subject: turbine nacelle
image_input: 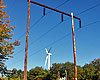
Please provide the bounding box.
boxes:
[45,48,52,55]
[48,53,52,55]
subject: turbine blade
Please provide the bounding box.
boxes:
[45,56,48,66]
[48,47,52,53]
[45,48,48,53]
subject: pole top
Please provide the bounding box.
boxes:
[71,12,73,16]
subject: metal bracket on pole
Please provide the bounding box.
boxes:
[79,20,81,28]
[61,13,63,22]
[43,8,45,16]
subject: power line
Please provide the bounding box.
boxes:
[29,22,62,46]
[13,21,62,56]
[13,0,71,57]
[29,0,80,20]
[55,0,70,8]
[13,0,71,56]
[12,16,45,57]
[27,2,100,46]
[29,16,44,30]
[82,20,100,28]
[7,1,100,68]
[9,1,100,65]
[17,16,44,40]
[8,22,64,64]
[46,0,70,15]
[17,0,71,40]
[13,21,62,57]
[29,33,70,57]
[25,20,100,57]
[13,2,100,58]
[76,3,100,15]
[28,0,71,40]
[8,20,100,67]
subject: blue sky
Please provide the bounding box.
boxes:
[3,0,100,70]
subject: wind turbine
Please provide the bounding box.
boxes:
[45,48,52,70]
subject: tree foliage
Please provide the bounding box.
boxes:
[28,67,48,80]
[1,58,100,80]
[0,0,20,73]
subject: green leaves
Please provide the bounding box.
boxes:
[27,67,48,80]
[0,0,20,74]
[1,58,100,80]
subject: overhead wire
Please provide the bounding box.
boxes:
[12,16,45,56]
[29,22,62,47]
[55,0,70,8]
[10,20,100,68]
[46,0,70,15]
[76,3,100,15]
[13,0,71,56]
[28,0,71,39]
[12,21,62,56]
[27,2,100,53]
[8,1,100,68]
[28,20,100,57]
[17,0,70,40]
[6,0,71,67]
[10,4,100,65]
[26,2,100,57]
[8,20,100,67]
[17,16,44,40]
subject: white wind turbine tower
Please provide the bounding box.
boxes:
[45,48,52,70]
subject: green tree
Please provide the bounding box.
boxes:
[83,64,96,80]
[17,69,24,80]
[0,0,20,73]
[91,58,100,70]
[4,58,100,80]
[50,63,63,80]
[28,67,48,80]
[77,65,84,80]
[63,62,74,79]
[90,58,100,79]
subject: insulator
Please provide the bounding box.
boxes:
[61,13,63,22]
[43,8,45,16]
[79,20,81,28]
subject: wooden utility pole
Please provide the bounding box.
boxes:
[24,0,30,80]
[71,12,77,80]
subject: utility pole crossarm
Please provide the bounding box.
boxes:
[28,0,80,20]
